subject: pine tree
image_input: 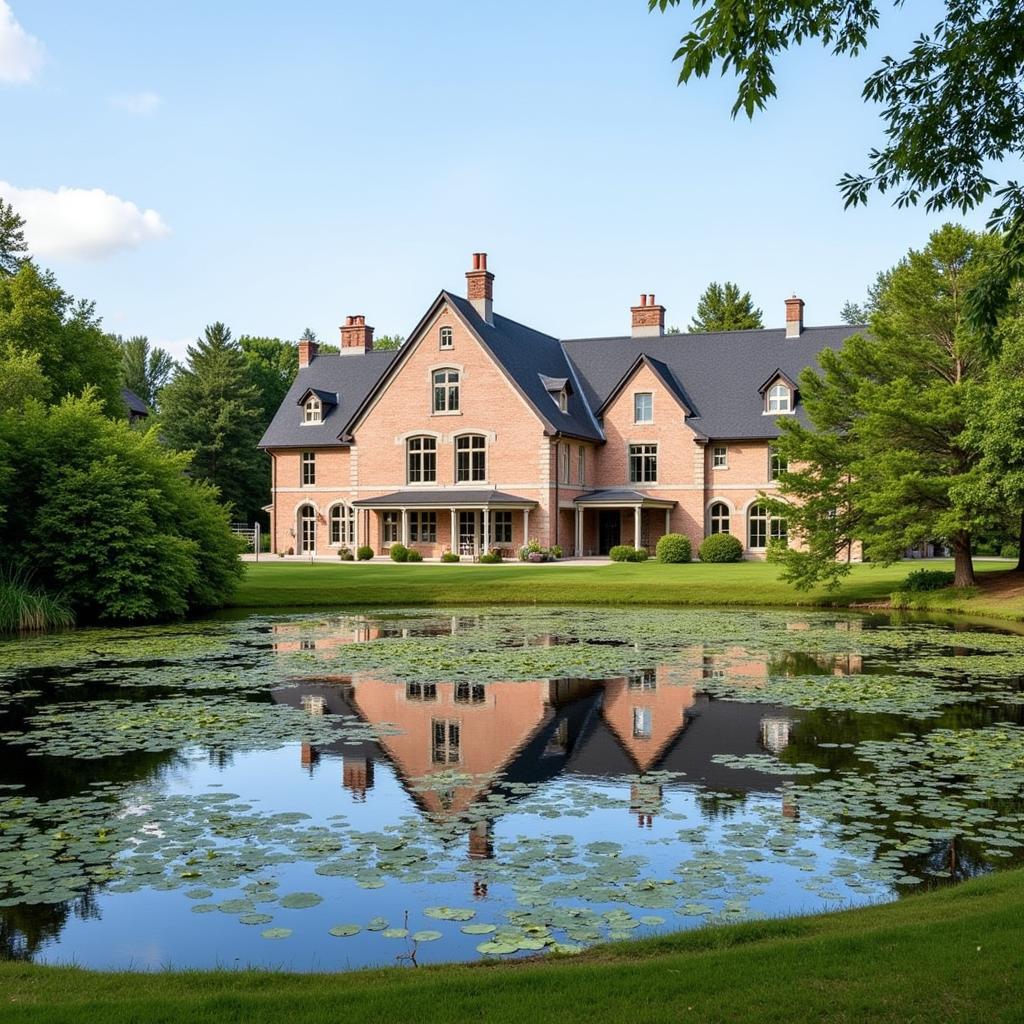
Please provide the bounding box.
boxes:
[239,336,298,422]
[115,335,177,409]
[0,196,28,276]
[688,282,763,332]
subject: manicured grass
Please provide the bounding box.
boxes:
[229,558,1024,621]
[4,867,1023,1023]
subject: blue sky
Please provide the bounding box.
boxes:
[1,0,988,357]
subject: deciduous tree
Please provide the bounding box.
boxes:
[114,335,177,410]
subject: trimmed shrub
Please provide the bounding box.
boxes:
[356,545,374,561]
[699,533,743,563]
[441,552,460,563]
[406,549,423,562]
[656,533,691,564]
[389,543,409,562]
[337,546,354,561]
[609,545,648,562]
[479,551,502,564]
[901,568,955,592]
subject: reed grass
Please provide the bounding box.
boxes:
[0,566,74,633]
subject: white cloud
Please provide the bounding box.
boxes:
[0,1,44,83]
[110,91,162,115]
[0,180,171,260]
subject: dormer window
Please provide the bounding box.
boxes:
[557,389,568,413]
[303,397,322,423]
[767,383,792,414]
[439,326,453,350]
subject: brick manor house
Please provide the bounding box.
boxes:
[260,254,862,559]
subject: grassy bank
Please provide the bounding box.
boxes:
[228,558,1024,620]
[4,866,1023,1023]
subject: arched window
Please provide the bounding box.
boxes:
[329,504,354,546]
[709,501,730,535]
[767,383,791,413]
[298,503,316,554]
[456,434,486,482]
[303,397,322,424]
[748,503,787,549]
[407,436,437,483]
[439,326,453,350]
[433,368,460,413]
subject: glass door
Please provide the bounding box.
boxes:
[458,511,478,557]
[298,504,316,554]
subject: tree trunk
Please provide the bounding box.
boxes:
[951,532,976,587]
[1017,510,1024,573]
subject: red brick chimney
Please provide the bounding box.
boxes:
[298,338,319,368]
[785,295,804,338]
[631,293,665,338]
[466,252,494,325]
[339,315,374,353]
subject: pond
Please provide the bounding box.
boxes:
[1,606,1023,970]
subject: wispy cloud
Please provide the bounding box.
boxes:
[0,1,43,83]
[110,91,162,115]
[0,180,171,261]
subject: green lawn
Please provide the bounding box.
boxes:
[229,558,1024,621]
[5,866,1023,1023]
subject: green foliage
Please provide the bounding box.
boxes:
[840,271,891,326]
[441,552,460,563]
[609,545,648,562]
[406,549,424,562]
[899,569,956,593]
[764,538,789,564]
[0,196,28,277]
[239,336,298,423]
[159,323,268,522]
[0,566,73,633]
[113,335,176,410]
[688,282,763,333]
[479,552,502,564]
[0,392,243,622]
[0,262,122,414]
[357,546,374,561]
[389,544,409,562]
[0,341,48,412]
[655,533,691,563]
[373,335,405,351]
[337,546,354,561]
[699,533,743,563]
[767,225,1002,590]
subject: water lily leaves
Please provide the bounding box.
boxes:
[382,928,409,939]
[239,913,274,925]
[461,923,497,935]
[411,930,442,942]
[279,891,322,909]
[261,928,292,939]
[328,924,361,937]
[366,916,389,931]
[639,915,666,926]
[424,906,475,921]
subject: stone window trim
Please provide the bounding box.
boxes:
[764,381,794,415]
[327,502,355,546]
[301,450,316,487]
[406,435,438,485]
[302,397,322,424]
[628,442,658,485]
[429,363,465,417]
[633,391,654,424]
[454,432,487,484]
[746,501,787,550]
[707,499,732,537]
[712,445,729,469]
[439,325,454,350]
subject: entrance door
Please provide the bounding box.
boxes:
[458,511,478,556]
[298,504,316,554]
[598,510,620,555]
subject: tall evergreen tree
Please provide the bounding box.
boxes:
[114,335,177,409]
[688,282,763,332]
[0,197,28,276]
[767,224,1001,590]
[159,322,267,522]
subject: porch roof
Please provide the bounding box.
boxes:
[352,488,538,509]
[573,488,676,509]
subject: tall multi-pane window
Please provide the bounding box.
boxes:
[409,511,437,542]
[329,504,354,545]
[492,510,513,544]
[709,501,730,535]
[578,446,586,486]
[407,436,437,483]
[632,708,653,739]
[558,389,568,413]
[439,326,453,349]
[713,445,728,468]
[748,503,787,548]
[628,443,658,483]
[301,451,316,486]
[432,368,460,413]
[431,720,461,764]
[767,383,792,413]
[456,434,486,482]
[769,446,788,480]
[382,511,400,544]
[560,443,570,481]
[303,397,321,424]
[634,392,653,423]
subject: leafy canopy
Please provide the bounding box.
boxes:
[239,336,298,423]
[113,335,177,410]
[689,281,763,332]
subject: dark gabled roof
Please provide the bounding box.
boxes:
[595,353,693,419]
[757,368,798,395]
[259,349,398,449]
[296,387,338,407]
[121,388,149,416]
[573,488,676,507]
[352,488,537,507]
[538,373,569,393]
[562,325,862,440]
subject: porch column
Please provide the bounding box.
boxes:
[401,508,409,546]
[353,506,360,550]
[575,507,582,556]
[664,508,671,536]
[522,508,529,546]
[450,509,457,554]
[483,509,491,554]
[634,506,642,549]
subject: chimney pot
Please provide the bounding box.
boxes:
[298,338,319,368]
[631,292,665,337]
[466,251,495,324]
[339,315,374,352]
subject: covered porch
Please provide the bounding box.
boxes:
[572,489,677,556]
[353,489,538,559]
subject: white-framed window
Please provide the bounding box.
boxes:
[407,436,437,484]
[558,389,568,413]
[560,443,570,481]
[456,434,486,482]
[303,397,322,424]
[713,445,728,469]
[769,446,788,480]
[439,326,453,350]
[433,368,460,413]
[492,510,513,544]
[634,392,653,424]
[382,511,400,544]
[329,504,354,545]
[409,511,437,542]
[301,451,316,486]
[767,383,792,413]
[748,503,787,549]
[709,501,730,535]
[632,707,652,739]
[432,719,461,764]
[578,446,586,486]
[629,443,658,484]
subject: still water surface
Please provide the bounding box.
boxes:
[1,607,1022,970]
